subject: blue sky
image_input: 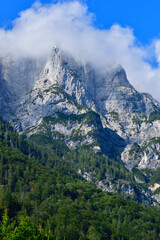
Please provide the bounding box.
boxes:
[88,0,160,45]
[1,0,160,45]
[1,0,160,100]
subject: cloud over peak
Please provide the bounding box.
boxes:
[1,1,160,101]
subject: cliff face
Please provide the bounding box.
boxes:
[0,55,45,118]
[1,47,160,203]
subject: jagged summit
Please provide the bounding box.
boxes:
[28,46,160,116]
[1,47,159,118]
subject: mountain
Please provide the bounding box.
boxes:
[1,47,160,204]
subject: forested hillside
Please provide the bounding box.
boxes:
[0,117,160,239]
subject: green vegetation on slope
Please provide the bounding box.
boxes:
[0,117,160,239]
[132,109,160,124]
[148,110,160,122]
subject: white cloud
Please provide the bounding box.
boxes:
[1,1,160,101]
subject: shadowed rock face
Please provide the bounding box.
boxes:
[0,56,45,118]
[0,62,15,118]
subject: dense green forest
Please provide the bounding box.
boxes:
[1,117,160,239]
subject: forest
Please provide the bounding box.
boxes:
[0,117,160,239]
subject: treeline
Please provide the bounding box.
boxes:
[0,117,160,239]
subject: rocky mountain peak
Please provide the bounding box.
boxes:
[2,46,160,203]
[1,47,160,170]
